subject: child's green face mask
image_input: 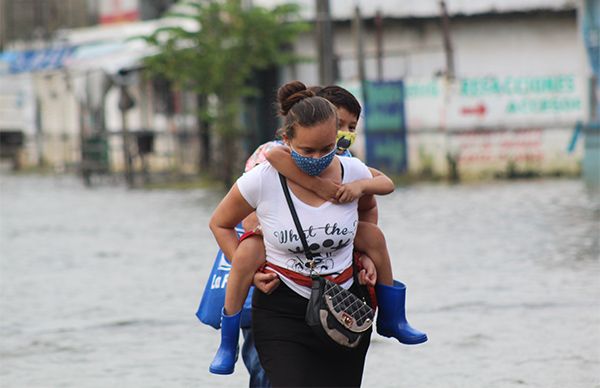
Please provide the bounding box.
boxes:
[336,131,356,153]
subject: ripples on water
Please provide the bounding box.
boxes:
[1,175,598,387]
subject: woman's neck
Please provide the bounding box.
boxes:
[317,156,342,183]
[287,156,341,207]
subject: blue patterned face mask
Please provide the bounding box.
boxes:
[290,146,337,176]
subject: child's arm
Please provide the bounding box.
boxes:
[266,145,340,201]
[358,194,378,224]
[336,167,395,203]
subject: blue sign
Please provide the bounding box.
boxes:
[364,80,407,174]
[365,131,407,174]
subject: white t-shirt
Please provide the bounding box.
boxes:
[236,156,372,298]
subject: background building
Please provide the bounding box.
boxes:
[0,0,176,50]
[0,0,596,182]
[277,0,589,178]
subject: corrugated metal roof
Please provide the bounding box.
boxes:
[254,0,578,20]
[59,17,197,46]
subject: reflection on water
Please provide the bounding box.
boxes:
[1,175,599,387]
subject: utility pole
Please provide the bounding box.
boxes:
[316,0,335,85]
[439,0,455,79]
[0,0,7,50]
[375,9,384,81]
[352,5,367,102]
[439,1,459,181]
[118,84,135,187]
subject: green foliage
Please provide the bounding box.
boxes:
[139,0,308,131]
[138,0,308,185]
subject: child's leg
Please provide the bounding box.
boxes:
[224,235,266,314]
[210,234,266,375]
[354,222,427,345]
[353,221,393,286]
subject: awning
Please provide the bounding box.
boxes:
[0,46,77,75]
[0,40,156,77]
[64,40,156,75]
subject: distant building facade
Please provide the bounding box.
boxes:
[278,0,590,178]
[0,0,593,180]
[0,0,175,50]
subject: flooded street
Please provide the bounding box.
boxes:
[1,174,599,388]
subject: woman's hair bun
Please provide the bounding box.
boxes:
[277,80,316,115]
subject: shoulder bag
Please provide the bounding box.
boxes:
[278,173,374,349]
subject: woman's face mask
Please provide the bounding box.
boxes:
[290,146,337,176]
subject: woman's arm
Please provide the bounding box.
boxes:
[335,167,395,203]
[266,145,340,201]
[209,184,256,261]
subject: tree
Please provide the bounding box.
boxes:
[139,0,308,186]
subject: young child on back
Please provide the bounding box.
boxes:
[209,84,427,376]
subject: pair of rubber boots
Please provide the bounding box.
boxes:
[209,280,426,374]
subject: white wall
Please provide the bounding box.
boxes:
[291,11,583,82]
[451,14,584,77]
[0,74,36,134]
[285,11,587,177]
[32,71,81,168]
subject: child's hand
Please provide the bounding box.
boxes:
[314,178,341,202]
[335,181,364,203]
[357,254,377,287]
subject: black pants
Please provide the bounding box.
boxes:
[252,282,371,388]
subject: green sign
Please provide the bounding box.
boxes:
[461,75,575,97]
[506,97,582,114]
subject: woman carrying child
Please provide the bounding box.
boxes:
[209,81,426,386]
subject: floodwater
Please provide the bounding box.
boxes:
[0,174,598,388]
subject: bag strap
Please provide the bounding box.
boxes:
[278,173,316,269]
[277,160,345,273]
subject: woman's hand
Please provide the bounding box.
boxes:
[253,271,280,294]
[357,254,377,287]
[335,181,365,203]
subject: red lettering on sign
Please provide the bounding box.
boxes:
[460,104,487,117]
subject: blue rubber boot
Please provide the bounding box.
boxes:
[209,309,241,375]
[375,280,428,345]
